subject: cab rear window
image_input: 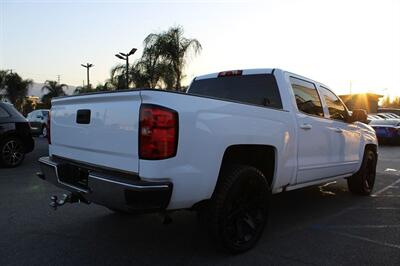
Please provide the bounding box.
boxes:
[188,74,283,109]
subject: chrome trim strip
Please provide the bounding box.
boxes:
[88,173,169,190]
[38,157,89,193]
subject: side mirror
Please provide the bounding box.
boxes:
[37,115,43,119]
[350,109,368,123]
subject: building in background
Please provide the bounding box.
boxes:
[339,93,383,114]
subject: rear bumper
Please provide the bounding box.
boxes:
[38,156,173,212]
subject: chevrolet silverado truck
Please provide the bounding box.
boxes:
[37,68,378,253]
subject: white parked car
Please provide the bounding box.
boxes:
[37,68,378,253]
[26,109,49,136]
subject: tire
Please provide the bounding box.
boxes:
[207,165,270,253]
[0,137,26,168]
[41,125,48,137]
[347,149,377,195]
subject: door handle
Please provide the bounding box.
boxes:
[334,128,343,133]
[300,124,312,130]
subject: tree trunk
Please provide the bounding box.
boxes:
[175,67,181,91]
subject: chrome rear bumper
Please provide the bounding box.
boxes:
[38,156,172,212]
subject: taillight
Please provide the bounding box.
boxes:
[139,104,178,160]
[47,111,51,144]
[218,70,243,77]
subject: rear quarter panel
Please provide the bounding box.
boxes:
[140,88,297,210]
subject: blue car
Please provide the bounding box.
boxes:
[369,119,400,144]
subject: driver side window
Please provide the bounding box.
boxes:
[319,86,348,122]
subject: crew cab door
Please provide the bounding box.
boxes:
[290,77,338,183]
[318,86,361,174]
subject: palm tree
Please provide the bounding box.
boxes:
[0,70,9,92]
[0,71,32,110]
[41,80,68,107]
[109,47,177,90]
[110,62,153,89]
[110,64,129,90]
[144,26,202,90]
[74,85,93,94]
[95,82,112,92]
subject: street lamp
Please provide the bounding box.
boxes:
[81,63,94,88]
[115,48,137,89]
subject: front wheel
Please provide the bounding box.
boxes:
[207,165,270,253]
[347,149,377,195]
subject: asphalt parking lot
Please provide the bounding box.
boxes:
[1,138,400,265]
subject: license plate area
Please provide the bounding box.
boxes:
[57,164,89,190]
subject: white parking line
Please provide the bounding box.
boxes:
[332,231,400,250]
[317,224,400,229]
[371,178,400,197]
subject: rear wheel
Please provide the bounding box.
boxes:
[347,149,377,195]
[207,165,270,253]
[0,137,26,167]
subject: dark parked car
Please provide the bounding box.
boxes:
[0,102,34,167]
[369,119,400,144]
[26,109,49,136]
[378,108,400,116]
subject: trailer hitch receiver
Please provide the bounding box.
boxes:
[49,193,90,210]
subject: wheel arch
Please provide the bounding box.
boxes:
[216,144,277,190]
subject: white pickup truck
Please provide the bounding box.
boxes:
[38,68,378,253]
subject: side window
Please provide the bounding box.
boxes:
[319,86,349,122]
[290,77,324,117]
[0,106,10,118]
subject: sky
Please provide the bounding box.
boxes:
[1,0,399,97]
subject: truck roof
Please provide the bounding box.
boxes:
[194,68,327,88]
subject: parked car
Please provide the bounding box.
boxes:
[369,119,400,144]
[368,114,383,121]
[376,113,393,119]
[0,102,34,167]
[37,68,378,253]
[378,108,400,116]
[27,109,49,136]
[379,112,400,119]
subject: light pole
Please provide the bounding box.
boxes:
[115,48,137,89]
[81,63,94,88]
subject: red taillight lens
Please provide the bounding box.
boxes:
[139,104,178,160]
[47,111,51,144]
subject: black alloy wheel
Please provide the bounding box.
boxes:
[1,138,25,167]
[210,166,270,253]
[348,149,377,195]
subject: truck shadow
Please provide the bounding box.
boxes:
[53,180,371,264]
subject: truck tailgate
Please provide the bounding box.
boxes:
[49,91,141,173]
